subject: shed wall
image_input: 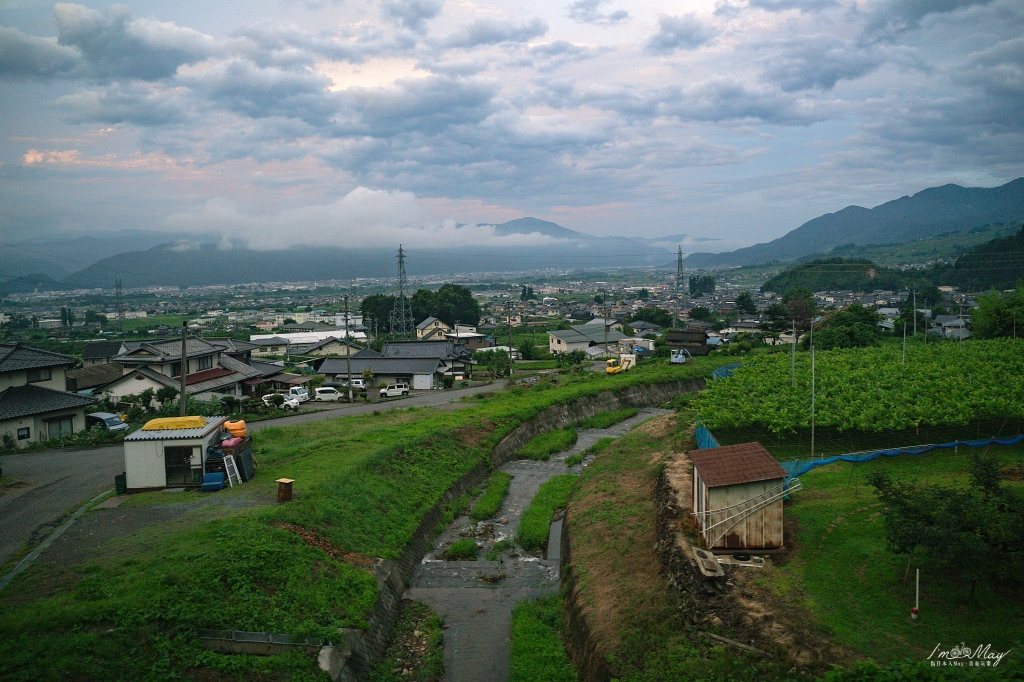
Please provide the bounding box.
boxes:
[705,479,784,550]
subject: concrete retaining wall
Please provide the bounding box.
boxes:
[333,376,706,681]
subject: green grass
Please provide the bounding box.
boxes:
[564,453,585,467]
[520,428,578,460]
[757,443,1024,663]
[369,601,444,682]
[0,356,731,680]
[584,437,616,456]
[509,594,578,682]
[445,538,479,561]
[519,475,578,551]
[577,407,638,430]
[485,539,517,561]
[516,360,559,370]
[470,471,512,522]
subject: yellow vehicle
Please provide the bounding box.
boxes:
[605,354,636,375]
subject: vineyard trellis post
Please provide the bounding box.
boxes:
[903,322,907,365]
[913,288,917,338]
[810,323,815,460]
[791,319,796,387]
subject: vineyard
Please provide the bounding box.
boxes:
[696,338,1024,433]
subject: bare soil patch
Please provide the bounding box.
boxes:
[273,522,376,567]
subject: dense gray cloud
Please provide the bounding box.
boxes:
[567,0,628,26]
[54,3,215,80]
[443,18,548,48]
[0,26,79,79]
[646,14,717,54]
[861,0,997,41]
[762,36,881,91]
[55,82,191,125]
[381,0,443,33]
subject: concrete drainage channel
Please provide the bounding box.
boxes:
[405,408,672,682]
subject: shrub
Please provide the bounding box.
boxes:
[470,471,512,522]
[520,428,577,461]
[445,538,479,560]
[519,475,577,551]
[577,407,638,430]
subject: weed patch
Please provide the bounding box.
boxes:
[470,471,512,522]
[369,601,444,682]
[519,475,578,551]
[578,407,638,430]
[521,428,577,460]
[509,594,577,682]
[444,538,479,560]
[565,453,585,467]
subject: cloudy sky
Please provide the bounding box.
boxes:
[0,0,1021,251]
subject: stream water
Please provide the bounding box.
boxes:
[405,408,672,682]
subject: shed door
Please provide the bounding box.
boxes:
[164,446,192,486]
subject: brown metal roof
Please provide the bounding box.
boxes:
[689,442,786,488]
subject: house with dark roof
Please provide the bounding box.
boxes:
[318,356,445,390]
[65,362,125,394]
[287,337,363,357]
[81,341,125,366]
[101,337,263,402]
[690,442,787,551]
[0,344,97,447]
[381,340,472,377]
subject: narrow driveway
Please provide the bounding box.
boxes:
[0,445,124,567]
[0,381,506,567]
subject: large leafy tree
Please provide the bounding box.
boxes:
[734,292,757,315]
[806,303,881,350]
[782,286,815,330]
[410,284,481,326]
[758,303,790,344]
[629,307,674,328]
[971,286,1024,339]
[360,294,396,333]
[410,289,436,324]
[869,457,1024,601]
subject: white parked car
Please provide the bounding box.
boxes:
[313,387,342,401]
[379,383,410,398]
[263,393,301,410]
[288,386,310,402]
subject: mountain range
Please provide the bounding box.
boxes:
[684,177,1024,268]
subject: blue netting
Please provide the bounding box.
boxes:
[779,434,1024,479]
[711,363,742,381]
[695,419,720,449]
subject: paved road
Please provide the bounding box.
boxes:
[0,445,125,567]
[0,381,506,568]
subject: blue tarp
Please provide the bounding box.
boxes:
[695,420,720,450]
[779,434,1024,479]
[711,363,742,381]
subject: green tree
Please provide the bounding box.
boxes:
[805,303,881,350]
[556,349,587,368]
[689,275,715,296]
[637,288,649,301]
[758,303,790,345]
[868,458,1024,601]
[688,306,715,322]
[410,289,436,324]
[735,292,757,315]
[432,284,481,326]
[782,286,815,330]
[629,307,674,328]
[971,286,1024,339]
[360,294,397,333]
[84,310,107,326]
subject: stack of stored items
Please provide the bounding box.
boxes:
[222,435,255,482]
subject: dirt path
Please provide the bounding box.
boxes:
[406,408,671,682]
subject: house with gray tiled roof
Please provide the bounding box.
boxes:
[547,325,627,356]
[0,344,97,447]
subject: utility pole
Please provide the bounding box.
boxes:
[791,319,796,387]
[506,301,513,378]
[603,289,609,359]
[179,320,188,417]
[902,322,907,365]
[912,288,917,338]
[344,295,352,403]
[676,246,684,290]
[810,322,815,460]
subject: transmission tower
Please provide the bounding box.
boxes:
[676,246,685,290]
[391,245,415,338]
[114,279,125,330]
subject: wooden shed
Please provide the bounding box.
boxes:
[690,442,788,552]
[123,416,227,491]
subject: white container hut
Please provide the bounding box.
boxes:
[690,442,791,552]
[123,416,227,491]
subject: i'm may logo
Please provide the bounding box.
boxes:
[928,643,1011,667]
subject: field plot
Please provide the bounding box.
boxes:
[0,357,726,680]
[697,339,1024,434]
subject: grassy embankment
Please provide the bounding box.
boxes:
[509,594,578,682]
[0,356,728,680]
